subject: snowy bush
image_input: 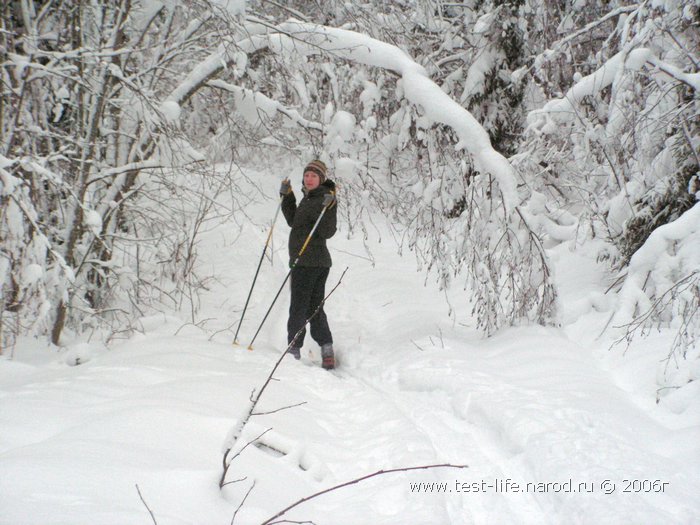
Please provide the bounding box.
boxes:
[1,1,246,345]
[519,0,699,384]
[612,203,699,385]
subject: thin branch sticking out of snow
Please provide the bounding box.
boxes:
[259,463,469,525]
[135,484,158,525]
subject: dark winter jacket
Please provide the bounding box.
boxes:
[282,179,337,268]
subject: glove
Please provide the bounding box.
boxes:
[322,192,336,207]
[279,179,292,196]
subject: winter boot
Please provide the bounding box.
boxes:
[321,343,335,370]
[287,346,301,360]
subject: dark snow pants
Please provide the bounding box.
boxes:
[287,266,333,347]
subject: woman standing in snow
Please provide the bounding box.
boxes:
[280,160,337,369]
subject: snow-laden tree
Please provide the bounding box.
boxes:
[3,0,696,387]
[1,0,253,346]
[222,1,559,333]
[2,0,561,349]
[520,0,699,386]
[235,0,698,382]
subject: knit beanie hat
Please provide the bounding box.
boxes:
[304,159,327,182]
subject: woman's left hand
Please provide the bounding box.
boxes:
[322,192,336,207]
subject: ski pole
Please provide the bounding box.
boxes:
[233,194,284,345]
[246,199,333,350]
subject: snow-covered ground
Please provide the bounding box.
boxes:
[1,165,698,525]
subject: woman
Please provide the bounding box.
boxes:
[280,159,337,369]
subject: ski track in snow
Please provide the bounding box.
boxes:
[1,166,699,525]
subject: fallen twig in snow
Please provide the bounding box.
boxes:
[135,484,158,525]
[259,463,469,525]
[252,401,308,416]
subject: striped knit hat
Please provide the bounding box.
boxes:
[304,159,327,182]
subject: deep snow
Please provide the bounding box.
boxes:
[1,165,698,525]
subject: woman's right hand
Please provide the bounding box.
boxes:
[279,179,292,195]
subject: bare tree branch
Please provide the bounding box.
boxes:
[135,484,158,525]
[221,269,348,488]
[260,463,469,525]
[252,401,308,416]
[231,480,257,525]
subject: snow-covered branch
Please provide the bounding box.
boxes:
[206,79,323,131]
[644,53,700,91]
[533,4,641,68]
[162,18,519,209]
[612,203,700,327]
[86,160,166,185]
[272,21,519,212]
[528,37,698,134]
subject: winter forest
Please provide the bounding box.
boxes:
[1,0,699,524]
